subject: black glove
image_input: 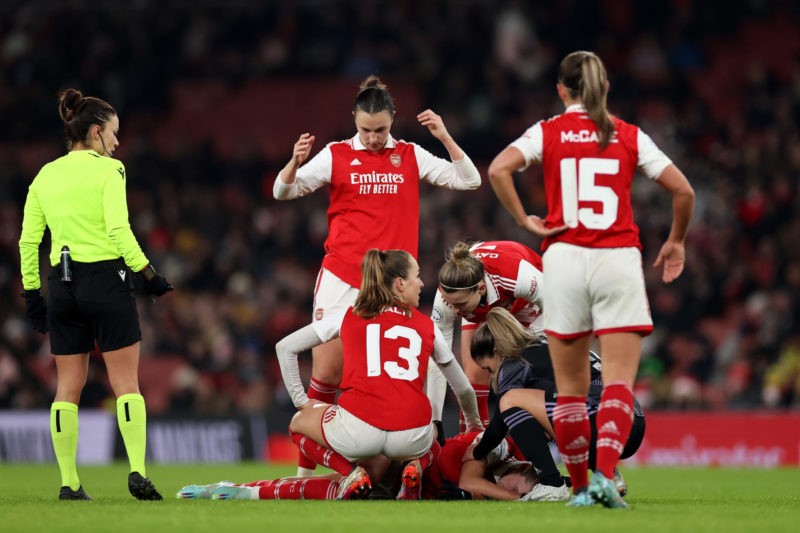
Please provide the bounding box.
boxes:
[433,420,446,448]
[22,289,48,333]
[136,264,174,297]
[435,481,472,500]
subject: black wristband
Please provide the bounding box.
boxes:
[141,264,156,281]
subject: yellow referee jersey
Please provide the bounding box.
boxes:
[19,149,149,290]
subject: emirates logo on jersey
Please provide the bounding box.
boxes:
[390,154,401,167]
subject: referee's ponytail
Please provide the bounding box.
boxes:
[58,89,116,150]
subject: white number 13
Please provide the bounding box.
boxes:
[365,324,421,381]
[559,157,619,230]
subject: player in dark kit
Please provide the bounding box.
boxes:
[467,308,645,502]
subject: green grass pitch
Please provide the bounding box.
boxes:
[0,463,797,532]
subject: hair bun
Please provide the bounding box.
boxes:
[58,88,85,122]
[359,75,386,92]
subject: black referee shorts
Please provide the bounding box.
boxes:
[47,258,141,355]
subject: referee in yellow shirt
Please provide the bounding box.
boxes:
[19,89,172,501]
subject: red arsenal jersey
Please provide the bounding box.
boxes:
[337,306,435,431]
[422,431,526,498]
[538,111,646,251]
[461,241,543,331]
[436,431,481,487]
[322,141,420,287]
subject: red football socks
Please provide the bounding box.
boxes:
[417,439,441,471]
[297,378,339,471]
[290,430,352,476]
[308,377,338,404]
[553,395,591,491]
[594,382,634,479]
[258,478,338,500]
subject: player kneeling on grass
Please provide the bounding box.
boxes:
[184,249,482,501]
[468,308,644,503]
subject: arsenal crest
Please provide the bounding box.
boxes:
[390,154,401,167]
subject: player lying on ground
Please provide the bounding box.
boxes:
[177,432,547,501]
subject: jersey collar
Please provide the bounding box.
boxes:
[68,149,103,157]
[565,104,586,114]
[351,134,397,151]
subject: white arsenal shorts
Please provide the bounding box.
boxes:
[320,405,434,463]
[542,243,653,338]
[312,268,358,322]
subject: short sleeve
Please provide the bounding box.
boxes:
[637,129,672,180]
[508,122,544,170]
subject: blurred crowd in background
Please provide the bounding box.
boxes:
[1,0,799,417]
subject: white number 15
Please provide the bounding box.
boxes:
[559,157,619,230]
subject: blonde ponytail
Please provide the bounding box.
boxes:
[559,51,615,149]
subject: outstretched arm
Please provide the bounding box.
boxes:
[471,412,509,461]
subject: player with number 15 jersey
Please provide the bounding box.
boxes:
[488,50,693,507]
[509,106,672,252]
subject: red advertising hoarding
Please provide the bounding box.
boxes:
[626,412,800,467]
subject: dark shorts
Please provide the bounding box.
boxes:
[587,410,646,468]
[47,258,141,355]
[537,384,646,466]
